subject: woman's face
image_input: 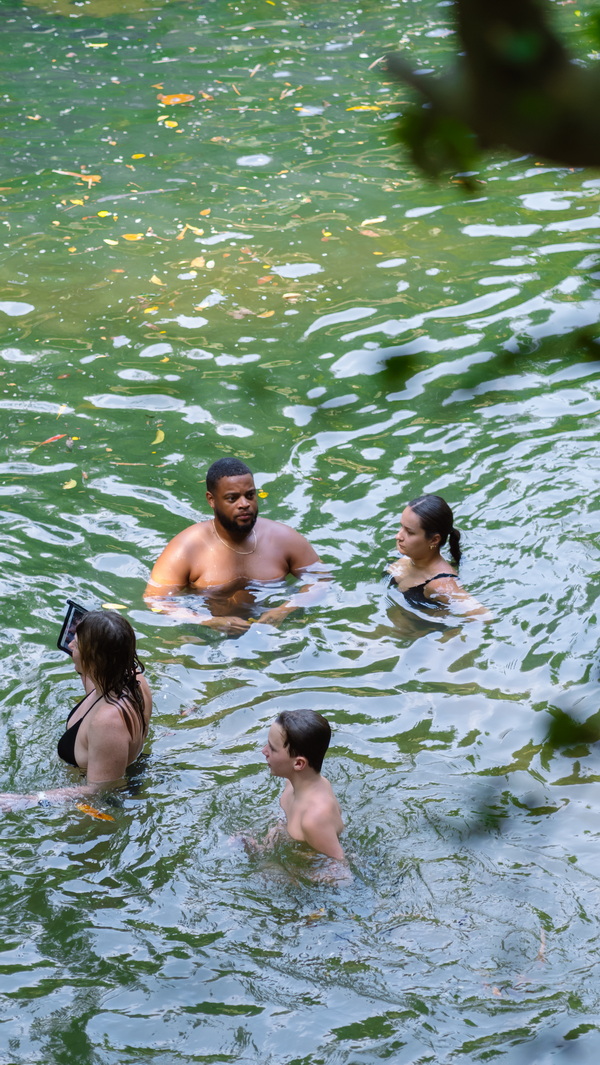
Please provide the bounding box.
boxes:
[395,506,435,559]
[70,633,83,674]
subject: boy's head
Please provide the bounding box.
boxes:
[264,709,331,775]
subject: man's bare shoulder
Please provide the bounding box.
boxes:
[257,517,319,568]
[258,516,301,539]
[168,519,212,549]
[152,520,213,566]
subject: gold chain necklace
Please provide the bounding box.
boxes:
[212,519,257,555]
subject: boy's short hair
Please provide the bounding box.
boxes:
[206,457,253,493]
[275,709,331,772]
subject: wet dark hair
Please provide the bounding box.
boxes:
[206,457,253,494]
[408,494,462,564]
[275,709,332,773]
[76,610,146,738]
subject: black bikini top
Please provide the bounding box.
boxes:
[57,692,103,768]
[395,572,456,610]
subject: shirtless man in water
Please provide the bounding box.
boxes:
[262,709,345,861]
[144,457,321,634]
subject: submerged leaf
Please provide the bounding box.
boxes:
[39,434,67,446]
[157,93,195,105]
[76,803,115,821]
[53,169,101,188]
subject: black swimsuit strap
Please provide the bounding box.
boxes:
[65,691,97,726]
[422,573,456,588]
[67,692,103,727]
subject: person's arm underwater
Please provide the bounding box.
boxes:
[144,528,251,634]
[255,534,328,626]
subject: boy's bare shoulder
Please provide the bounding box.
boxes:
[302,778,343,828]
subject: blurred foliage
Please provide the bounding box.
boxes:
[388,0,600,176]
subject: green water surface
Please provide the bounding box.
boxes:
[2,1,600,1063]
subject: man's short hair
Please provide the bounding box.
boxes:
[206,457,253,494]
[275,709,332,773]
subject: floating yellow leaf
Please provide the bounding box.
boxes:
[101,603,127,609]
[346,104,381,111]
[85,41,109,48]
[282,292,301,299]
[27,114,41,121]
[122,233,144,241]
[97,210,111,217]
[144,306,159,313]
[69,198,84,206]
[76,803,115,821]
[132,154,146,159]
[103,238,119,245]
[199,208,211,216]
[257,310,275,318]
[164,120,178,128]
[151,428,165,445]
[361,216,386,226]
[190,256,205,268]
[150,275,166,286]
[258,490,268,498]
[160,357,170,362]
[157,93,195,105]
[62,479,77,490]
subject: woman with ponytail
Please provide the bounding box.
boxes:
[388,494,488,617]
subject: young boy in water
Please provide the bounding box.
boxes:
[262,709,345,861]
